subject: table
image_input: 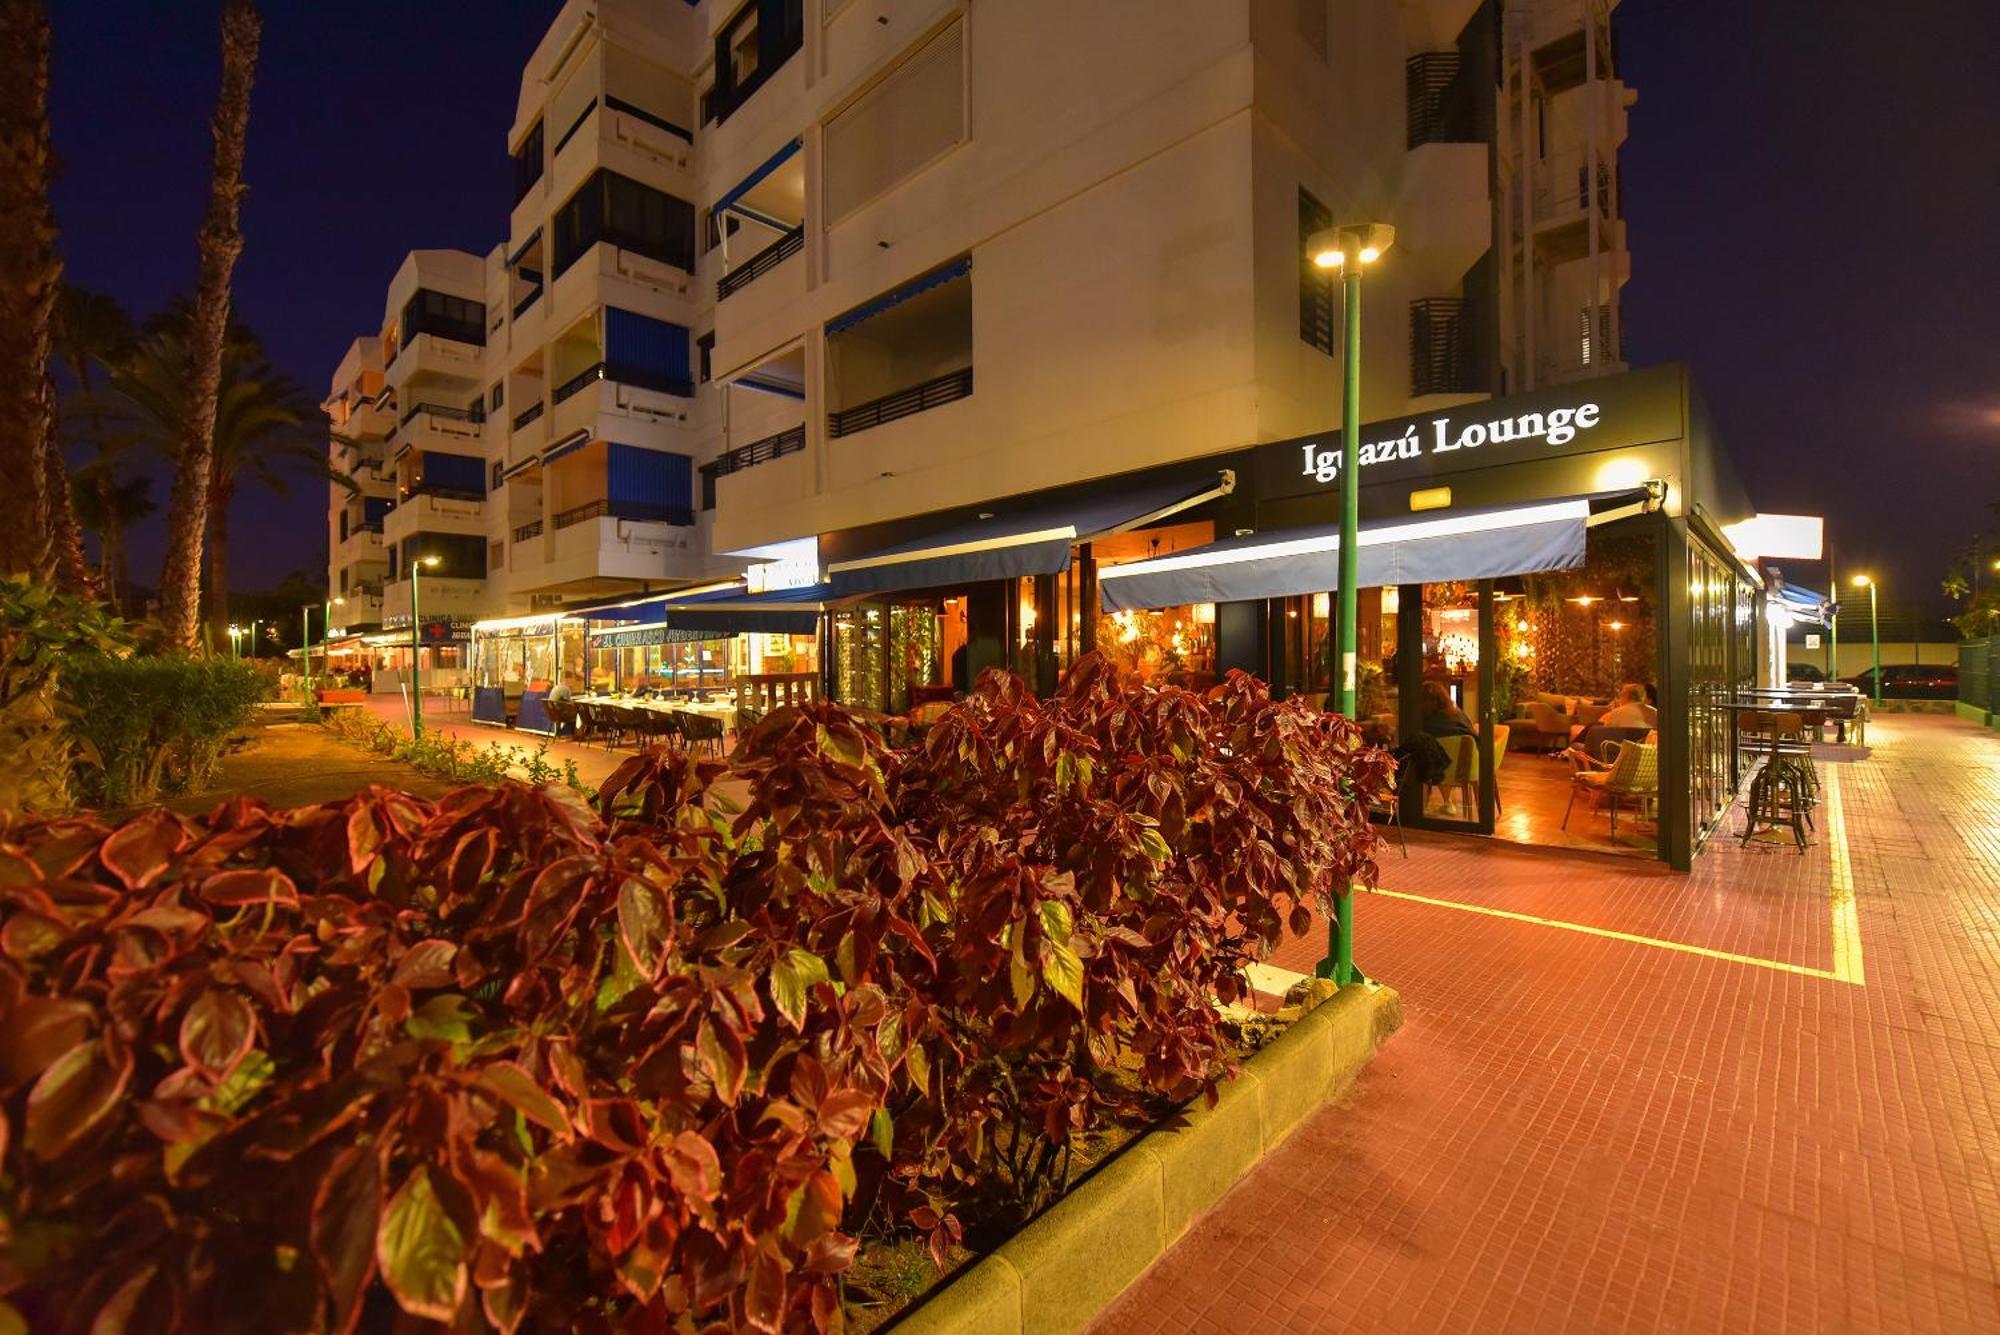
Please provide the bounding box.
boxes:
[577,695,738,731]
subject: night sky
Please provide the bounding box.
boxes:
[50,0,2000,617]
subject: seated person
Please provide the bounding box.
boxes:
[1420,680,1475,739]
[547,674,575,704]
[1600,683,1655,729]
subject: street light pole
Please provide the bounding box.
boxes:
[411,556,439,736]
[1307,220,1393,987]
[301,605,315,703]
[1852,574,1881,706]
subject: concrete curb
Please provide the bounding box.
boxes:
[891,982,1403,1334]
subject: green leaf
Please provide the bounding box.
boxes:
[1009,926,1035,1007]
[770,948,829,1030]
[1139,827,1173,862]
[377,1167,468,1322]
[207,1049,274,1116]
[905,1042,931,1096]
[475,1063,572,1139]
[1038,899,1073,945]
[617,878,671,979]
[1041,938,1085,1011]
[869,1106,894,1159]
[404,994,476,1045]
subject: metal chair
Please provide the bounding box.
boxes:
[1563,740,1659,835]
[677,710,725,757]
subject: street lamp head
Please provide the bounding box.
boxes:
[419,555,441,569]
[1307,222,1395,270]
[1850,574,1873,588]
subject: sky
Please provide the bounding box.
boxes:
[49,0,2000,618]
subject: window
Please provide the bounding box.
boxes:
[415,451,487,499]
[705,0,804,126]
[400,532,486,582]
[823,19,965,224]
[552,169,696,278]
[489,382,504,410]
[697,331,715,384]
[512,119,544,204]
[1299,188,1334,356]
[401,289,487,348]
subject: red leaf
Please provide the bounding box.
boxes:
[696,1018,746,1105]
[743,1249,786,1333]
[816,1089,874,1141]
[0,908,67,961]
[666,1131,722,1203]
[617,877,672,980]
[196,866,300,909]
[804,1232,859,1275]
[312,1142,382,1334]
[25,1037,130,1160]
[99,810,184,890]
[392,939,458,990]
[474,1062,573,1140]
[179,989,255,1079]
[0,995,94,1089]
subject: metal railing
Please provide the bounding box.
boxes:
[512,401,545,432]
[717,225,805,301]
[553,362,606,405]
[512,286,543,319]
[407,484,485,504]
[400,400,484,427]
[553,498,688,530]
[1405,52,1479,148]
[828,367,972,440]
[513,519,544,543]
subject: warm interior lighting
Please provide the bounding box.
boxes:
[1192,602,1216,625]
[1608,620,1624,631]
[1514,618,1529,633]
[1568,595,1599,606]
[1312,592,1330,617]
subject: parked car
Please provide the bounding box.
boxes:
[1786,662,1827,683]
[1841,664,1958,699]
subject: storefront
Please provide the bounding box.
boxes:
[581,583,824,716]
[806,364,1765,869]
[468,614,586,733]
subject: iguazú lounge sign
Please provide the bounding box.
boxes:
[1297,401,1604,485]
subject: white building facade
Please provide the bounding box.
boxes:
[325,0,1631,632]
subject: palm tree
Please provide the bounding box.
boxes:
[157,0,261,651]
[0,0,60,579]
[55,286,137,600]
[99,312,343,648]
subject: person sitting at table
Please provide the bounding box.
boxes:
[547,674,575,704]
[1600,682,1655,729]
[1421,680,1475,739]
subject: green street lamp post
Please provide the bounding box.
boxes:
[1306,220,1393,987]
[410,556,440,736]
[301,605,315,702]
[1851,574,1881,706]
[228,624,242,659]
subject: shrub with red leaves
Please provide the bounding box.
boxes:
[0,654,1385,1331]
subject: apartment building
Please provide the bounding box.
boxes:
[325,0,1633,693]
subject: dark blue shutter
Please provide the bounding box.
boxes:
[605,308,692,397]
[421,452,487,497]
[607,444,693,526]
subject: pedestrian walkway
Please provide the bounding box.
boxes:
[357,694,632,791]
[1093,714,2000,1334]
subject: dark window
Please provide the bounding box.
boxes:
[697,331,715,384]
[552,169,696,278]
[1299,188,1334,357]
[604,307,694,398]
[489,382,504,410]
[401,289,487,348]
[511,120,544,204]
[400,532,486,582]
[415,451,487,499]
[705,0,804,127]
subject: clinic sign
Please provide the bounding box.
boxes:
[1253,363,1688,501]
[1297,401,1604,484]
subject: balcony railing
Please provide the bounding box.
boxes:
[828,367,973,440]
[700,425,804,507]
[512,401,545,432]
[512,519,544,543]
[553,498,690,530]
[400,400,484,426]
[407,484,486,504]
[553,362,606,405]
[1409,298,1487,398]
[717,225,804,301]
[352,519,384,535]
[512,286,543,320]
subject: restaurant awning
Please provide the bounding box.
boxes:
[827,470,1235,598]
[1097,489,1654,613]
[1776,582,1832,626]
[584,581,833,637]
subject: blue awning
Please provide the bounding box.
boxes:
[827,258,972,336]
[1777,582,1832,626]
[1098,490,1651,613]
[712,138,802,221]
[827,470,1235,598]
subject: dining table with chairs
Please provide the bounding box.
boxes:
[557,692,740,755]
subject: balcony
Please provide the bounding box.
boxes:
[700,425,804,508]
[385,332,484,388]
[383,490,485,546]
[1532,150,1616,228]
[553,497,690,531]
[828,367,972,440]
[717,225,803,303]
[512,401,546,433]
[512,518,544,544]
[380,575,488,627]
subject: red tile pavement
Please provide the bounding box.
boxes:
[1092,714,2000,1335]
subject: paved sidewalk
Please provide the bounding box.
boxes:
[1094,715,2000,1334]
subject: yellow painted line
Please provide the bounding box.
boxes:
[1823,764,1865,984]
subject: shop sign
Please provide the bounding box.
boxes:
[595,625,670,649]
[1297,403,1603,485]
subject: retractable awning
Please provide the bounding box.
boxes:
[827,470,1235,598]
[1776,582,1832,626]
[1097,488,1654,613]
[583,581,833,637]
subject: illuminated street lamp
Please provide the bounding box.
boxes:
[1307,219,1393,987]
[1851,574,1881,705]
[410,556,440,736]
[227,624,243,659]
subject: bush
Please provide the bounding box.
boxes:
[0,654,1387,1331]
[322,709,589,794]
[0,576,129,812]
[60,655,268,807]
